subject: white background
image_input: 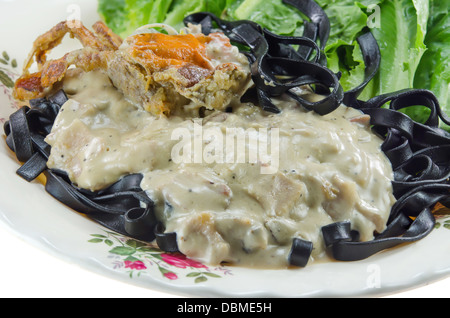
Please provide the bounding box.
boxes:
[0,225,448,298]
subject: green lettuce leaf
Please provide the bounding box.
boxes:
[223,0,305,36]
[98,0,128,36]
[326,39,367,93]
[98,0,174,37]
[318,2,372,93]
[98,0,229,37]
[123,0,155,33]
[149,0,176,23]
[316,1,371,45]
[163,0,227,30]
[163,0,207,29]
[361,0,428,98]
[413,0,450,129]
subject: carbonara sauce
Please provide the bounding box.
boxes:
[45,69,396,268]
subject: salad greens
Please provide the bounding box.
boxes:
[98,0,229,35]
[97,0,449,130]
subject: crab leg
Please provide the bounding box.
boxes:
[22,20,114,73]
[14,20,121,101]
[14,48,113,101]
[91,21,123,51]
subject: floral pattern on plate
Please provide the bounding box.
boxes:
[0,50,20,119]
[434,203,450,230]
[88,230,233,283]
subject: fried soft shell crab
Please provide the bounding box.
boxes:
[13,20,252,116]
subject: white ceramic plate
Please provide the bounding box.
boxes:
[1,0,449,298]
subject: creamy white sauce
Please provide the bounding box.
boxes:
[45,69,396,268]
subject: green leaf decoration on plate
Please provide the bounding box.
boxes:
[0,50,18,89]
[88,231,232,282]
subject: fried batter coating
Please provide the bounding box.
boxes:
[14,20,251,116]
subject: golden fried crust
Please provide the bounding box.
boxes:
[105,31,250,116]
[13,20,251,117]
[13,72,45,100]
[23,21,110,72]
[14,21,119,101]
[92,21,123,50]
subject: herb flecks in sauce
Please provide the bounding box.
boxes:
[44,69,396,268]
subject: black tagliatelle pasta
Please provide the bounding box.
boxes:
[4,0,450,267]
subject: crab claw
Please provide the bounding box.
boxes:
[13,20,121,101]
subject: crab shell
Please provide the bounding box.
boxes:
[13,20,252,116]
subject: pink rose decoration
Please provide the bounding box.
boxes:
[164,272,178,280]
[161,253,207,269]
[124,260,147,270]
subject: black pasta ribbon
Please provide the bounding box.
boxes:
[184,3,344,116]
[3,91,179,252]
[321,89,450,262]
[184,2,380,119]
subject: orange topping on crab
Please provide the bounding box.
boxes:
[12,20,251,117]
[128,33,213,71]
[14,72,45,97]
